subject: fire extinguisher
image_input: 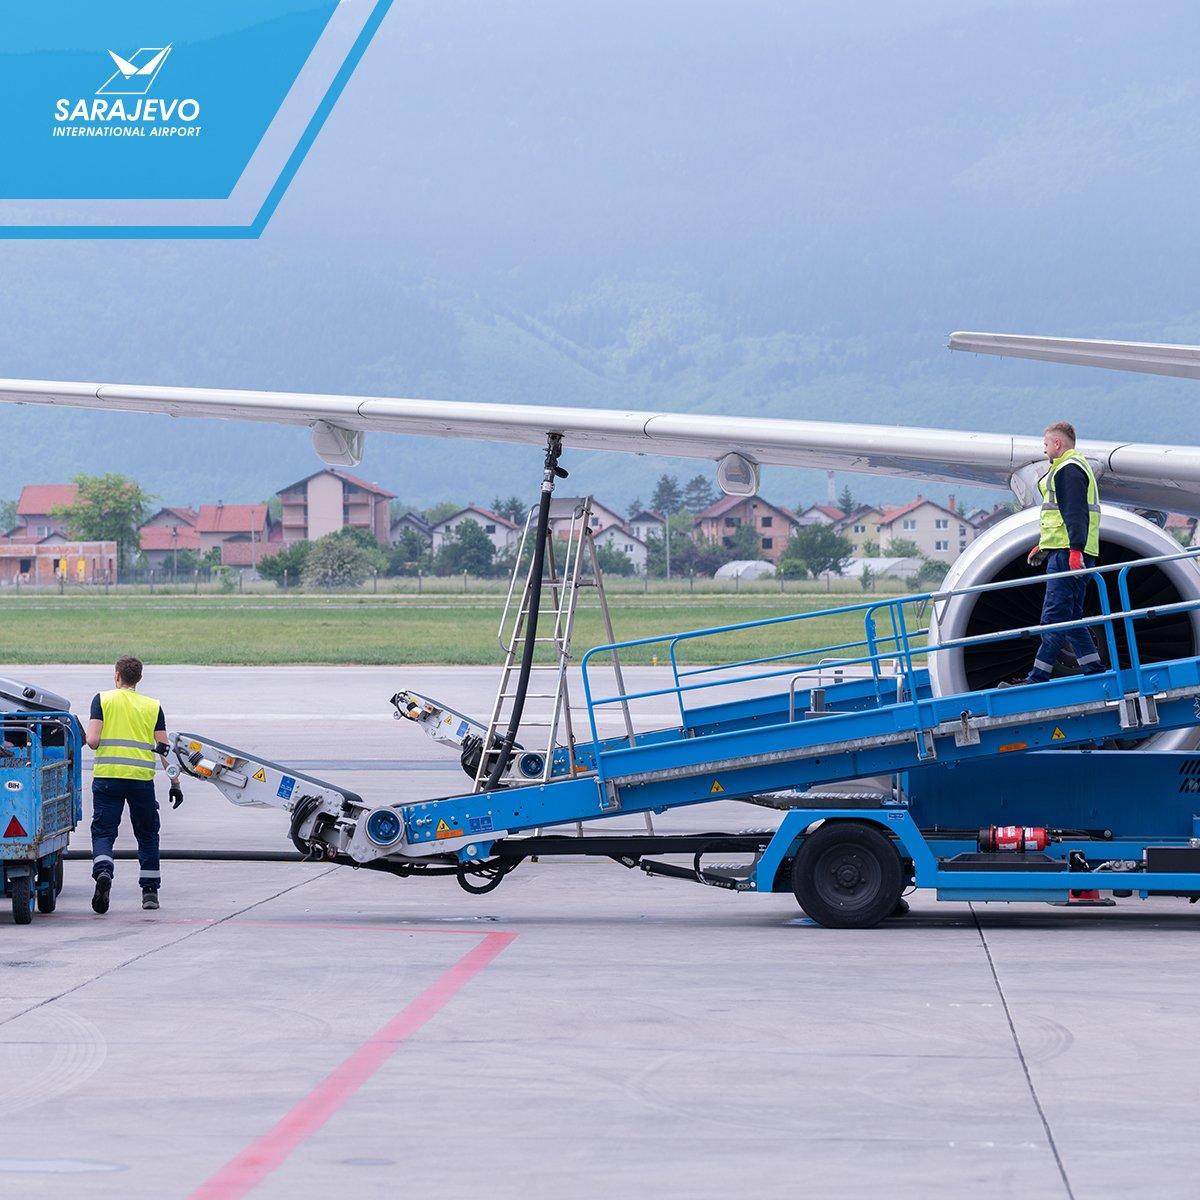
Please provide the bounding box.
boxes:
[978,825,1049,853]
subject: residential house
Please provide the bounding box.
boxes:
[390,511,433,547]
[430,505,520,553]
[14,484,78,540]
[139,523,201,572]
[876,495,975,563]
[692,495,799,564]
[628,510,666,545]
[836,505,888,554]
[796,504,845,527]
[968,503,1015,534]
[196,503,272,556]
[141,506,199,531]
[277,469,394,546]
[546,497,626,539]
[0,540,116,586]
[594,524,647,573]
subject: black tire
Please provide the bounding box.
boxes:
[36,860,57,913]
[11,875,32,925]
[54,857,64,896]
[792,821,903,929]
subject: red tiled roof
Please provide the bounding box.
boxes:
[17,484,78,515]
[877,496,959,526]
[158,506,199,526]
[694,495,798,524]
[277,468,395,499]
[806,505,845,520]
[196,504,268,534]
[220,540,262,567]
[140,525,201,552]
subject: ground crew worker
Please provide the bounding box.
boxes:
[1020,421,1104,684]
[85,655,183,913]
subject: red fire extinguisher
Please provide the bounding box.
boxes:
[977,825,1049,853]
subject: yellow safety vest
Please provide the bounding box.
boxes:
[94,688,161,781]
[1038,448,1100,557]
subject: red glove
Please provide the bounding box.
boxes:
[1068,549,1085,571]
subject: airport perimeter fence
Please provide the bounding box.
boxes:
[0,568,917,600]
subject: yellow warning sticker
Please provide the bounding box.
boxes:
[1051,726,1066,740]
[710,780,725,794]
[252,768,266,782]
[435,818,463,840]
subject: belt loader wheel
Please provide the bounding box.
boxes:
[792,821,903,929]
[11,874,32,925]
[36,858,58,914]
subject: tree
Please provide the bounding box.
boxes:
[258,540,311,588]
[916,558,950,588]
[859,564,876,591]
[55,473,152,569]
[0,499,16,532]
[837,485,855,515]
[862,539,880,557]
[778,524,853,579]
[728,522,762,560]
[594,542,636,576]
[651,474,682,516]
[303,534,370,589]
[389,529,429,575]
[423,500,461,525]
[328,525,388,573]
[490,495,528,525]
[682,474,717,513]
[888,538,921,558]
[433,518,495,577]
[627,497,645,519]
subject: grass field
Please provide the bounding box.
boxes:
[0,592,911,665]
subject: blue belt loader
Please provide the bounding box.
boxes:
[171,548,1200,927]
[0,679,83,925]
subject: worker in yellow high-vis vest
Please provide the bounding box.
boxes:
[84,655,183,914]
[1020,421,1104,684]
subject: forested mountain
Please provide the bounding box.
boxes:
[1,1,1197,510]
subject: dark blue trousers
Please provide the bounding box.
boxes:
[1028,550,1103,682]
[91,778,161,890]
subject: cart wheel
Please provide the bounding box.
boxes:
[792,821,903,929]
[36,861,57,914]
[11,875,32,925]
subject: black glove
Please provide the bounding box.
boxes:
[169,783,184,809]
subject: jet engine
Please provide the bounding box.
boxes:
[928,504,1200,749]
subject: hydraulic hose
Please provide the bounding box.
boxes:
[484,433,566,791]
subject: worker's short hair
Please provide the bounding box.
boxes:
[1045,420,1077,445]
[115,655,143,686]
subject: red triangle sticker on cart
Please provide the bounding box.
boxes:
[3,816,26,838]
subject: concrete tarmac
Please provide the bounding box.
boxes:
[1,665,1197,1200]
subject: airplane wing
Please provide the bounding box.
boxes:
[948,331,1200,382]
[0,374,1198,514]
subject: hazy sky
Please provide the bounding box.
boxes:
[1,0,1197,511]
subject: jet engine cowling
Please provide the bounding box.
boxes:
[927,504,1200,750]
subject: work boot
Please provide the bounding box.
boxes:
[141,888,159,911]
[91,873,112,915]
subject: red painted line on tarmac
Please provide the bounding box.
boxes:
[188,930,516,1200]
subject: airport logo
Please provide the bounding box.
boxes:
[53,43,201,138]
[97,45,173,96]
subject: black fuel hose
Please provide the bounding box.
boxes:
[483,433,566,791]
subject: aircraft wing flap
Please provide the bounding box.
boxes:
[949,331,1200,381]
